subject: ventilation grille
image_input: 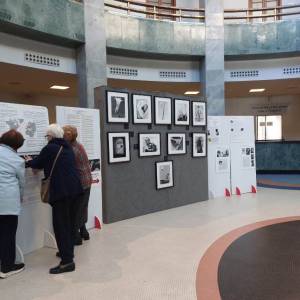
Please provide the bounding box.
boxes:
[109,67,138,77]
[230,70,259,78]
[159,71,187,79]
[283,67,300,75]
[25,52,60,67]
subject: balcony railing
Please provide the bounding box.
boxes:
[104,0,300,23]
[224,4,300,22]
[104,0,205,22]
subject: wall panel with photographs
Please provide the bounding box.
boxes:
[96,86,208,224]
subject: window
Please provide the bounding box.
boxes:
[256,115,282,141]
[146,0,176,20]
[249,0,281,21]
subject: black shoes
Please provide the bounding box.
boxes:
[0,263,25,279]
[80,227,90,241]
[49,262,75,274]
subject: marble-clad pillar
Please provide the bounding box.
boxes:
[202,0,225,115]
[77,0,107,108]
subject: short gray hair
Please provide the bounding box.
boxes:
[47,124,64,139]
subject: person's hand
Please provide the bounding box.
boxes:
[24,155,32,162]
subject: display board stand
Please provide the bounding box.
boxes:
[208,116,257,199]
[56,106,102,229]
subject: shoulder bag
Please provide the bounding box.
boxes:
[40,146,63,203]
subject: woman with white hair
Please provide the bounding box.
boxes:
[26,124,83,274]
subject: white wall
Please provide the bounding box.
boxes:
[226,95,300,140]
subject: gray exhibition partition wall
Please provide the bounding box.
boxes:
[95,86,208,224]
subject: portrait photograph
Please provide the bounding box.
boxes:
[192,101,206,126]
[154,97,172,125]
[107,91,129,123]
[167,133,186,155]
[192,133,207,157]
[156,161,174,190]
[133,94,152,124]
[174,99,190,125]
[108,132,130,163]
[139,133,161,157]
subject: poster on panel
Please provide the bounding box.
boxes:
[207,117,231,199]
[0,101,52,255]
[229,117,257,195]
[56,106,102,229]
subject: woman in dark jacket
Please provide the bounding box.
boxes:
[26,124,83,274]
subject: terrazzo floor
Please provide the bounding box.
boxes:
[2,187,300,300]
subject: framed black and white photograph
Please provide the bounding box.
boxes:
[167,133,186,155]
[133,94,152,124]
[156,161,174,190]
[154,97,172,125]
[174,99,190,125]
[139,133,161,157]
[192,133,207,157]
[107,91,129,123]
[192,101,206,126]
[108,132,130,163]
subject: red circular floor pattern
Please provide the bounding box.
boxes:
[196,217,300,300]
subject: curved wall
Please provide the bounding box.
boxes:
[105,12,205,57]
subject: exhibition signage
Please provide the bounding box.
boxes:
[208,116,257,198]
[0,101,52,256]
[56,106,102,229]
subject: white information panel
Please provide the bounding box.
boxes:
[229,117,257,195]
[208,117,231,199]
[56,106,102,229]
[0,102,52,257]
[208,116,257,198]
[0,102,49,154]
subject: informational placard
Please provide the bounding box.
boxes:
[0,102,53,257]
[208,117,231,199]
[56,106,100,160]
[56,106,102,228]
[0,102,49,154]
[208,116,257,198]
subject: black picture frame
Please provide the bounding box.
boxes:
[155,160,174,190]
[154,96,172,125]
[106,91,129,124]
[167,133,186,155]
[132,94,152,124]
[192,101,207,126]
[107,132,131,163]
[174,99,190,126]
[139,133,161,157]
[192,132,207,158]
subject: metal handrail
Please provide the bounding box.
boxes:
[104,1,300,23]
[105,0,205,21]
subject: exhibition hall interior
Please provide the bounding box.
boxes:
[1,0,300,299]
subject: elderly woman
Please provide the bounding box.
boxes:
[63,125,92,244]
[0,130,25,279]
[26,124,82,274]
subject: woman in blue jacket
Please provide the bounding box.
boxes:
[0,130,25,279]
[26,124,83,274]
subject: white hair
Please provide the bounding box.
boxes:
[47,123,64,139]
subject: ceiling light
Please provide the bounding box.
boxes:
[249,88,265,93]
[184,91,200,95]
[50,85,70,90]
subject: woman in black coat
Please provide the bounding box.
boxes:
[26,124,83,274]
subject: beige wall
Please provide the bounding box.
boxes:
[226,95,300,141]
[0,92,79,123]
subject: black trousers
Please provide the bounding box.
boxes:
[76,188,91,230]
[52,197,77,265]
[0,215,18,270]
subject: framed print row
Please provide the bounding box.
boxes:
[106,91,206,126]
[107,132,207,163]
